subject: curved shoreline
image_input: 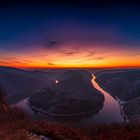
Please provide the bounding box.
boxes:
[27,72,126,121]
[94,73,129,123]
[115,96,129,122]
[27,70,104,118]
[27,98,103,118]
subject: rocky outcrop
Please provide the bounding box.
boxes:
[29,70,104,117]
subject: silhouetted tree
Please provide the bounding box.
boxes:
[0,87,5,103]
[0,86,8,112]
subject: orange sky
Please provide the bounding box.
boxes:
[0,44,140,69]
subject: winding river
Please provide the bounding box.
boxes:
[78,74,124,126]
[14,73,124,126]
[91,74,123,122]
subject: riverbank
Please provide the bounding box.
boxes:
[114,96,129,122]
[92,74,124,123]
[124,96,140,123]
[94,73,128,123]
[94,69,140,123]
[27,98,103,118]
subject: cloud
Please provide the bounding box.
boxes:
[47,62,55,65]
[0,57,15,60]
[86,56,106,61]
[0,60,28,66]
[63,51,76,55]
[47,40,58,47]
[65,52,75,55]
[94,57,105,60]
[0,57,34,66]
[41,39,61,49]
[86,52,96,57]
[128,52,140,56]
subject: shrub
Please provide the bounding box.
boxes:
[0,86,8,112]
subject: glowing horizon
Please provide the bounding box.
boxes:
[0,44,140,69]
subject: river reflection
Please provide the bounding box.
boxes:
[79,74,124,126]
[14,74,124,127]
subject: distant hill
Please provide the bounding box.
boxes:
[0,66,55,99]
[96,70,140,101]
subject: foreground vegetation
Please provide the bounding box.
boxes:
[1,87,140,140]
[1,108,140,140]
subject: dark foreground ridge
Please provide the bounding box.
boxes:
[29,70,104,117]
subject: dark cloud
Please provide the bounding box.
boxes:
[86,52,96,57]
[41,38,61,49]
[63,51,76,55]
[60,49,78,56]
[47,62,55,65]
[86,56,106,60]
[62,50,96,58]
[47,40,58,47]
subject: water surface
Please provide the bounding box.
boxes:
[14,74,124,126]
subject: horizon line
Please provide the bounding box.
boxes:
[1,65,140,70]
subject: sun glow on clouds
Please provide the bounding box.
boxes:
[0,43,140,68]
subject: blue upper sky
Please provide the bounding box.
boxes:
[0,5,140,49]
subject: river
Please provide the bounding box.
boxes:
[78,74,124,126]
[14,74,124,126]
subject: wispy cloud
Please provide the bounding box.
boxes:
[85,55,106,61]
[94,57,105,60]
[47,62,55,65]
[41,38,61,49]
[128,52,140,56]
[62,50,77,56]
[85,52,96,57]
[0,57,33,66]
[47,40,58,47]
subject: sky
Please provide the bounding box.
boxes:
[0,5,140,68]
